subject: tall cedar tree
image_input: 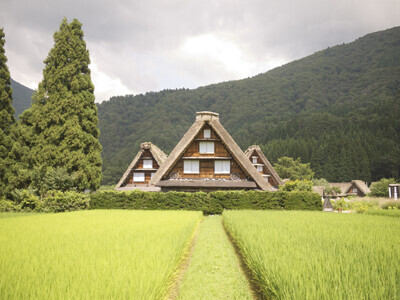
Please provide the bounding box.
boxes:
[20,18,102,191]
[0,28,16,197]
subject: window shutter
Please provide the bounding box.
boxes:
[143,159,153,169]
[199,142,214,154]
[133,172,145,182]
[184,160,199,173]
[214,160,230,174]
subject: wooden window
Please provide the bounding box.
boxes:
[257,165,263,172]
[252,156,258,164]
[133,172,145,182]
[352,187,357,193]
[184,160,200,174]
[151,172,156,179]
[203,129,211,138]
[215,160,230,174]
[199,142,214,154]
[143,159,153,169]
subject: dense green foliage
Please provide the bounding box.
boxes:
[274,156,314,180]
[97,27,400,185]
[223,210,400,299]
[279,179,313,192]
[19,18,102,191]
[10,78,33,118]
[0,210,201,299]
[0,28,17,199]
[381,200,400,210]
[369,177,398,197]
[0,189,89,212]
[89,190,322,214]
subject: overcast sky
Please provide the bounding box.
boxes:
[0,0,399,103]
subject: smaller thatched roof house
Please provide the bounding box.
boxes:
[115,142,168,191]
[328,180,370,197]
[244,145,284,189]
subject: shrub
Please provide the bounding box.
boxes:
[369,178,397,197]
[280,179,313,192]
[90,190,322,214]
[0,199,20,212]
[381,201,400,210]
[36,190,89,212]
[1,190,89,213]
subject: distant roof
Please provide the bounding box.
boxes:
[329,180,370,196]
[115,142,168,190]
[312,186,326,197]
[150,111,274,191]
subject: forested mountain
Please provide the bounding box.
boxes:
[98,26,400,185]
[10,78,33,118]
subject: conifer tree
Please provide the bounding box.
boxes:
[0,28,16,197]
[20,18,102,191]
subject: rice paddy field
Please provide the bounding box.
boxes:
[223,210,400,299]
[2,209,400,299]
[0,210,201,299]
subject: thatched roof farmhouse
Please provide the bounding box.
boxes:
[150,112,275,192]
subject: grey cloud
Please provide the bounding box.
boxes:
[0,0,399,101]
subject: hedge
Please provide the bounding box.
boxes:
[90,190,322,214]
[0,190,89,213]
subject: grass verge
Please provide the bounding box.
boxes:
[176,215,253,300]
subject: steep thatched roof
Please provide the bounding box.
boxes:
[115,142,168,190]
[312,186,326,197]
[150,112,275,191]
[329,180,370,196]
[244,145,284,186]
[328,182,352,195]
[350,180,371,195]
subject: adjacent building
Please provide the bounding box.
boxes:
[244,145,284,189]
[115,142,167,191]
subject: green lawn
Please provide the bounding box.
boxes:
[176,216,253,299]
[0,210,201,299]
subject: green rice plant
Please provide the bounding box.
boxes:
[365,209,400,217]
[381,200,400,210]
[0,210,201,299]
[223,210,400,299]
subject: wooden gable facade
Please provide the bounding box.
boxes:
[150,112,275,192]
[167,124,247,180]
[115,142,167,190]
[244,145,284,189]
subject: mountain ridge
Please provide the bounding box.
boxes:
[10,78,34,118]
[97,26,400,184]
